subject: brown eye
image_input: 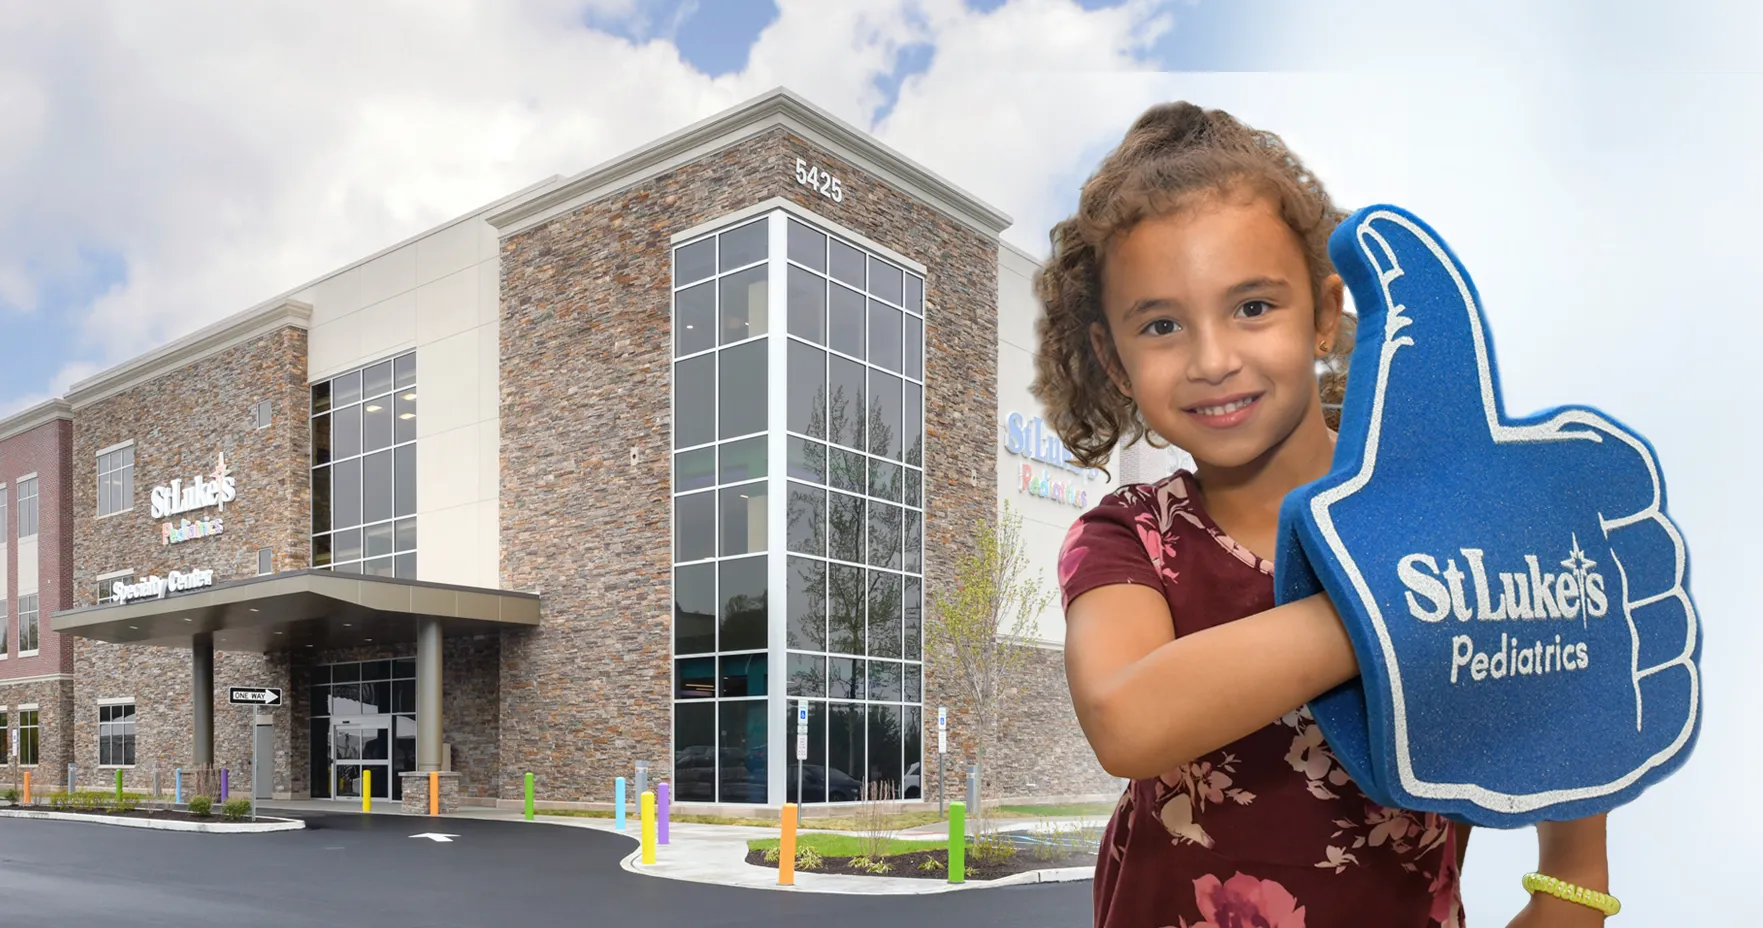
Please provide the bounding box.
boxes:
[1141,318,1178,336]
[1238,300,1273,319]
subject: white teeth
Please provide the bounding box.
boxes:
[1194,397,1254,416]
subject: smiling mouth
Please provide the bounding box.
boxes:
[1185,394,1261,417]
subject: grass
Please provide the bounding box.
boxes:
[536,808,947,831]
[996,802,1115,817]
[747,833,948,858]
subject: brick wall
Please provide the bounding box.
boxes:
[0,416,76,786]
[496,126,1095,802]
[70,326,312,794]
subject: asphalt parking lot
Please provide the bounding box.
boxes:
[0,811,1093,927]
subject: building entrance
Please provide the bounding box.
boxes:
[309,658,419,801]
[331,717,391,801]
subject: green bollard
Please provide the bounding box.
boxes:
[524,772,534,821]
[948,801,965,884]
[115,768,123,800]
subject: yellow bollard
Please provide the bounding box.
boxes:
[640,791,657,865]
[363,769,372,813]
[779,803,798,886]
[429,771,439,815]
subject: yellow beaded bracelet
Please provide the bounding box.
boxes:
[1523,871,1621,916]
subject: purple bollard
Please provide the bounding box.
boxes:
[658,783,670,845]
[220,769,229,801]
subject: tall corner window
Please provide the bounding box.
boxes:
[15,477,36,539]
[0,487,8,545]
[97,444,135,517]
[311,352,417,579]
[252,399,274,430]
[99,702,137,767]
[257,547,274,576]
[18,710,38,766]
[18,595,38,654]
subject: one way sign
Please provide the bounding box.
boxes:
[228,686,283,707]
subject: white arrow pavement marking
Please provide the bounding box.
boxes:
[410,833,459,843]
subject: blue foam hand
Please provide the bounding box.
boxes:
[1273,204,1704,828]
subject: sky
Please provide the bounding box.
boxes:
[2,0,1759,919]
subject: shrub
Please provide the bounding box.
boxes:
[220,798,252,822]
[1,788,18,805]
[187,795,213,817]
[762,846,781,864]
[795,847,824,871]
[971,831,1018,864]
[919,857,945,872]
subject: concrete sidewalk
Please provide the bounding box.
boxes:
[256,798,1101,894]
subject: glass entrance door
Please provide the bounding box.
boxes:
[331,718,391,801]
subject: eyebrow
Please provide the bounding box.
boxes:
[1122,276,1293,321]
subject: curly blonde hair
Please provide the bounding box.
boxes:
[1030,101,1356,475]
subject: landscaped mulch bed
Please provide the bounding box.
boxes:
[745,846,1096,881]
[4,805,256,825]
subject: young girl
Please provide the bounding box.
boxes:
[1034,103,1613,927]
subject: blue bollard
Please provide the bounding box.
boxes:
[616,777,627,831]
[175,769,183,804]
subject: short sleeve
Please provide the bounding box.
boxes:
[1057,489,1166,612]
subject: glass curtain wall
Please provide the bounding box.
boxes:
[671,208,926,806]
[311,354,418,577]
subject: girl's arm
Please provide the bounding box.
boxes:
[1507,815,1613,927]
[1064,583,1358,779]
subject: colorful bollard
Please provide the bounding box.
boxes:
[22,771,30,806]
[640,791,657,865]
[657,782,670,845]
[948,801,966,884]
[524,772,534,821]
[220,768,228,802]
[779,802,798,886]
[615,777,627,831]
[363,769,371,813]
[429,771,439,816]
[115,768,123,800]
[174,769,182,804]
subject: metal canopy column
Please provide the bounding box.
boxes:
[416,617,443,772]
[192,632,214,766]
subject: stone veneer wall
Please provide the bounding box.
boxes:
[0,417,76,787]
[70,326,312,795]
[497,126,1098,802]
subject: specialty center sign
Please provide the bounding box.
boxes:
[1274,203,1702,829]
[112,569,215,605]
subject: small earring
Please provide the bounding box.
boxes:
[1318,342,1330,354]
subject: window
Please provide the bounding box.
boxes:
[781,215,926,805]
[15,477,36,538]
[251,399,273,430]
[18,710,37,766]
[99,703,136,766]
[672,215,773,805]
[311,353,417,579]
[308,659,417,800]
[257,547,274,576]
[18,595,37,654]
[0,486,8,543]
[97,445,135,517]
[0,711,7,765]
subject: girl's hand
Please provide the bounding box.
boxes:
[1506,814,1612,928]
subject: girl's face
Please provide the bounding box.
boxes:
[1093,193,1343,472]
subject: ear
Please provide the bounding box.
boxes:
[1089,322,1134,399]
[1315,273,1345,354]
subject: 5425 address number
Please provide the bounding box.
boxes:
[795,157,844,203]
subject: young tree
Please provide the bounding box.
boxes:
[925,500,1051,834]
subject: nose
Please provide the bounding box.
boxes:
[1185,321,1242,385]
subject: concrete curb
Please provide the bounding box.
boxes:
[618,845,1092,895]
[0,808,306,834]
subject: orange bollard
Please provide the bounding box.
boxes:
[22,771,30,805]
[779,803,798,886]
[429,771,438,815]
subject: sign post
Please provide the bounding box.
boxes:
[795,700,808,805]
[937,707,947,816]
[228,687,282,822]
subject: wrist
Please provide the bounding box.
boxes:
[1536,815,1609,888]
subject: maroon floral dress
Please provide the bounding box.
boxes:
[1059,472,1465,928]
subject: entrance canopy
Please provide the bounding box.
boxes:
[52,569,541,652]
